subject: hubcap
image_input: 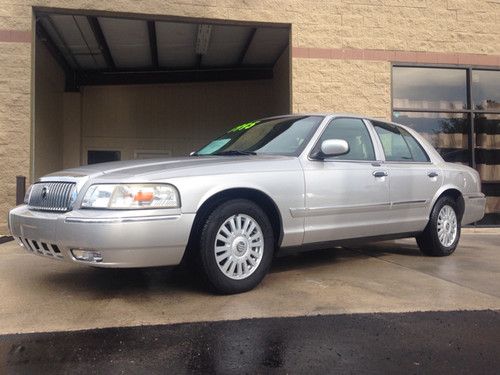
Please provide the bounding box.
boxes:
[214,214,264,280]
[437,205,458,247]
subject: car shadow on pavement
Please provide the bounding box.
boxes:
[35,241,421,296]
[270,246,371,274]
[353,240,423,257]
[36,265,208,298]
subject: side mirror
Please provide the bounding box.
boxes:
[319,139,349,158]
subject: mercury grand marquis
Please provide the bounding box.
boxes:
[9,114,486,294]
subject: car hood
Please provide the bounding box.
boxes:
[41,155,300,182]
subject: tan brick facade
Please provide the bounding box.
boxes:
[0,0,499,232]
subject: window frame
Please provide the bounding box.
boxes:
[309,116,377,162]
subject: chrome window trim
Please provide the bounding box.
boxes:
[381,161,434,165]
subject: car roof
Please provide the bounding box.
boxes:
[259,113,412,129]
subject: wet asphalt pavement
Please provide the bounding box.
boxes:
[1,310,499,374]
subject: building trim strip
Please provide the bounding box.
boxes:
[292,46,500,67]
[0,29,31,43]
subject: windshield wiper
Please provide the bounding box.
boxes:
[213,150,256,156]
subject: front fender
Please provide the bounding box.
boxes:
[171,170,306,247]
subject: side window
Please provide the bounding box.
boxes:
[316,118,375,161]
[399,128,430,162]
[372,122,412,161]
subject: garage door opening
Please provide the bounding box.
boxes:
[33,8,291,178]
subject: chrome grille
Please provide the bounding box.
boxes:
[28,182,76,212]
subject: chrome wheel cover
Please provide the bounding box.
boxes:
[214,214,264,280]
[437,205,458,247]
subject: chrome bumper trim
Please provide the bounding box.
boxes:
[65,214,181,224]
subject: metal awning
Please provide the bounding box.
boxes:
[35,11,289,91]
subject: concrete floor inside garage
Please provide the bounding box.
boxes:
[0,231,499,372]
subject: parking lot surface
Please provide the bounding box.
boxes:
[0,232,499,373]
[0,232,499,335]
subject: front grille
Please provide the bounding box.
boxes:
[28,182,76,212]
[16,237,64,259]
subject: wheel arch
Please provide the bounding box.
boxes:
[430,185,465,221]
[184,187,284,260]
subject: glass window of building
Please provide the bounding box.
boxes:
[392,67,467,111]
[392,66,499,226]
[472,70,500,111]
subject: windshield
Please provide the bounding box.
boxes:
[194,116,324,156]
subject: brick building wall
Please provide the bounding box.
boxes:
[0,0,499,232]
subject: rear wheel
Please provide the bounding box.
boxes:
[199,199,274,294]
[416,196,461,256]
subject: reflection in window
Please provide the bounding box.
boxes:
[474,114,499,224]
[472,70,500,111]
[393,112,470,164]
[393,67,467,110]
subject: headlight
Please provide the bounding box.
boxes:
[81,184,180,209]
[23,185,33,204]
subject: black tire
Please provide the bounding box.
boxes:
[416,196,461,257]
[198,199,274,294]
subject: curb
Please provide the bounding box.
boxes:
[462,227,500,234]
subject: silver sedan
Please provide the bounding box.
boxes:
[9,114,486,294]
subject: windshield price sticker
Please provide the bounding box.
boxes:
[228,121,259,133]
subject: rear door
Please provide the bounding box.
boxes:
[300,117,392,244]
[370,121,443,232]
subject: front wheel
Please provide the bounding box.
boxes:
[416,196,461,257]
[199,199,274,294]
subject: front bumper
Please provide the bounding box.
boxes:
[8,205,195,268]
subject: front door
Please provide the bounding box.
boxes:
[301,117,391,244]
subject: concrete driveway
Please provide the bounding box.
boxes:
[0,231,499,335]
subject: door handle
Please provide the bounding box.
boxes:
[373,171,388,178]
[427,171,439,178]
